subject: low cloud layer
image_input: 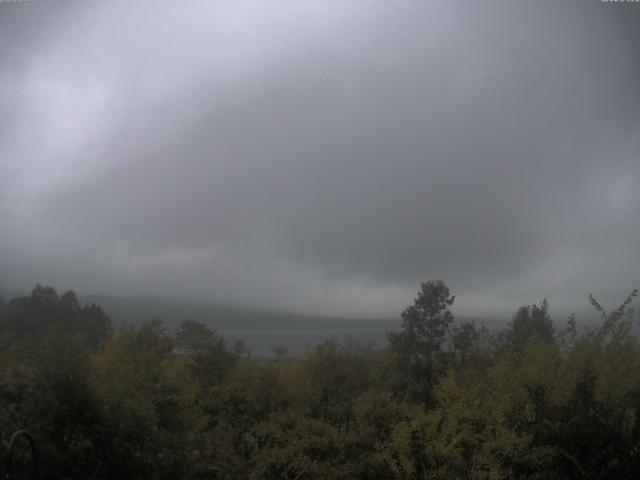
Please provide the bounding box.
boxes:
[1,0,639,319]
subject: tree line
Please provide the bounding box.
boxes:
[0,281,639,479]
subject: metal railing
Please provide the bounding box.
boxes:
[4,430,38,480]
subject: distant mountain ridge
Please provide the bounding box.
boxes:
[0,289,25,302]
[78,294,400,331]
[1,288,506,333]
[1,289,395,330]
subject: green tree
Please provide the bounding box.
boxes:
[175,318,217,353]
[0,285,111,349]
[299,339,370,429]
[451,321,489,366]
[504,300,555,350]
[387,280,455,403]
[0,330,104,479]
[92,321,188,480]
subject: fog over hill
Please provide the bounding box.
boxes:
[0,287,612,332]
[79,293,399,330]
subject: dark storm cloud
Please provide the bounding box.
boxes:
[1,0,639,317]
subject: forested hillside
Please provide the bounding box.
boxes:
[1,281,639,479]
[77,294,396,331]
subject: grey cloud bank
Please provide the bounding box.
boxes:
[1,0,639,319]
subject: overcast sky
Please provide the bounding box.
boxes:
[1,0,639,319]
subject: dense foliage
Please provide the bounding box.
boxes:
[1,282,639,479]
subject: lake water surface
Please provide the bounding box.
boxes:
[221,328,391,356]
